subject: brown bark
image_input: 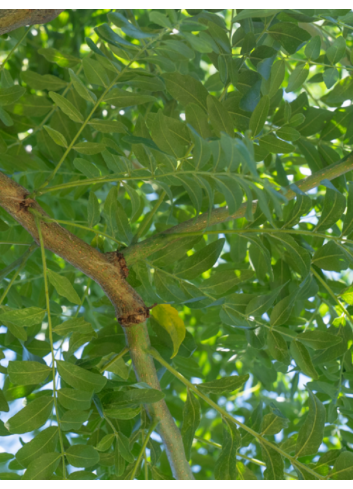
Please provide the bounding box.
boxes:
[0,9,64,35]
[0,172,149,326]
[0,170,195,480]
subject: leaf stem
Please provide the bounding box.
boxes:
[130,418,159,480]
[0,26,31,73]
[149,347,324,480]
[311,267,353,326]
[194,437,297,479]
[0,243,37,306]
[131,191,166,244]
[34,216,67,479]
[33,28,171,193]
[99,346,129,373]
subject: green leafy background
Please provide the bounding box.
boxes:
[1,8,353,480]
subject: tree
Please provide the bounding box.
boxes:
[0,8,353,481]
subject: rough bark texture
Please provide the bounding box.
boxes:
[0,9,64,35]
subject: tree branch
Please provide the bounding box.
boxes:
[0,9,64,35]
[0,171,194,480]
[124,153,353,265]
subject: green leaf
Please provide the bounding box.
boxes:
[0,86,26,106]
[342,181,353,237]
[175,174,203,214]
[66,444,100,468]
[25,339,51,358]
[296,390,325,457]
[323,67,339,89]
[57,388,92,410]
[250,95,269,137]
[270,294,296,327]
[276,126,301,141]
[38,47,81,67]
[175,238,225,280]
[269,59,285,98]
[53,317,95,336]
[150,110,190,158]
[185,103,212,138]
[47,269,81,305]
[261,413,288,435]
[0,307,45,327]
[261,443,284,480]
[332,451,353,480]
[73,157,100,178]
[22,70,67,91]
[268,23,310,54]
[103,188,130,244]
[163,72,208,111]
[233,9,282,21]
[105,388,164,408]
[123,182,141,222]
[289,113,306,127]
[151,304,186,358]
[61,409,90,431]
[312,241,349,272]
[305,36,321,60]
[57,360,107,392]
[95,23,138,49]
[215,419,241,480]
[96,434,115,452]
[68,471,97,480]
[49,91,83,122]
[315,183,346,232]
[0,453,13,462]
[207,94,234,137]
[88,191,100,227]
[246,284,286,317]
[297,330,343,350]
[103,406,141,420]
[286,63,309,92]
[200,269,254,296]
[259,133,295,154]
[267,330,289,363]
[22,452,61,480]
[73,142,105,155]
[109,11,157,39]
[8,361,51,385]
[181,389,201,460]
[114,432,133,463]
[6,396,54,434]
[0,106,13,126]
[149,11,172,28]
[44,125,68,147]
[69,68,97,103]
[236,462,257,480]
[83,57,110,87]
[327,36,346,65]
[102,356,128,379]
[88,119,127,133]
[104,88,156,108]
[0,389,9,412]
[268,234,311,276]
[115,201,133,245]
[198,374,249,394]
[290,340,319,379]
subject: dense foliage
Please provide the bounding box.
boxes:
[1,8,353,480]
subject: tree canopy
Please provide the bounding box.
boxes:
[0,8,353,481]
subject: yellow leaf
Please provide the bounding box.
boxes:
[151,304,185,358]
